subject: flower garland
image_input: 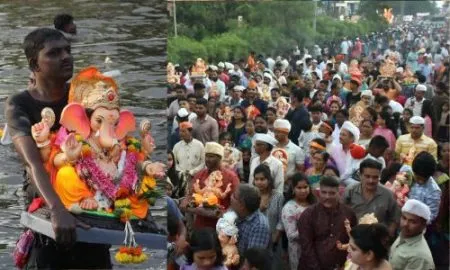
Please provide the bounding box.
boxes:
[76,142,139,201]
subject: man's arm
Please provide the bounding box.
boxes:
[211,119,219,142]
[387,191,400,238]
[13,136,80,244]
[427,188,441,222]
[297,208,321,270]
[404,258,435,270]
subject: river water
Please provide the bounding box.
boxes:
[0,0,168,269]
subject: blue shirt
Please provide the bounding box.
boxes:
[236,210,270,256]
[409,177,441,222]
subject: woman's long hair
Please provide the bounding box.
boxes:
[284,172,316,205]
[186,228,224,266]
[253,164,275,191]
[167,151,182,197]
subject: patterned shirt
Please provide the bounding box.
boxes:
[395,134,437,165]
[275,141,305,178]
[260,191,284,234]
[236,210,270,256]
[298,203,357,270]
[409,177,441,222]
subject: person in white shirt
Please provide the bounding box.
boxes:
[340,37,349,56]
[172,121,205,178]
[249,133,284,193]
[208,67,226,102]
[171,106,197,133]
[329,121,361,186]
[266,55,275,71]
[273,119,305,179]
[404,84,426,116]
[305,59,323,80]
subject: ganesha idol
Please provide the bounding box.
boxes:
[30,67,164,223]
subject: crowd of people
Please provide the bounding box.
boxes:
[165,22,449,270]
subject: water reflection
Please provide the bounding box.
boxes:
[0,1,167,268]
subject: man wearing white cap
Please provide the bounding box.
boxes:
[390,199,435,270]
[181,142,239,229]
[249,133,284,193]
[273,119,305,180]
[395,116,437,165]
[404,84,427,116]
[329,121,362,186]
[208,67,226,102]
[224,85,244,109]
[305,59,323,80]
[171,102,197,133]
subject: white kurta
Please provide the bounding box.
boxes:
[249,155,284,193]
[172,138,205,176]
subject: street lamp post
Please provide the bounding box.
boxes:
[313,0,318,43]
[173,0,177,37]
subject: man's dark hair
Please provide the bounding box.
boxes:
[178,97,188,103]
[309,104,323,113]
[368,135,389,150]
[187,93,196,99]
[311,137,326,148]
[174,84,187,92]
[319,175,340,188]
[291,88,305,102]
[196,98,208,106]
[336,109,349,118]
[417,74,427,84]
[412,151,437,179]
[54,14,74,31]
[237,184,261,213]
[23,28,67,71]
[270,88,280,93]
[243,248,272,270]
[359,158,382,175]
[219,131,232,141]
[375,95,389,105]
[193,82,205,91]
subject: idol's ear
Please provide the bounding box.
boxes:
[60,103,91,140]
[115,110,136,140]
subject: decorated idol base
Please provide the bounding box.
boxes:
[20,207,167,250]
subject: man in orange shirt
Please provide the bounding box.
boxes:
[247,51,257,72]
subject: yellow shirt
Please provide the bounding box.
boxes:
[395,134,437,165]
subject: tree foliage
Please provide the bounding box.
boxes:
[358,0,439,22]
[167,1,397,63]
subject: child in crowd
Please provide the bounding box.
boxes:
[239,248,272,270]
[182,228,227,270]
